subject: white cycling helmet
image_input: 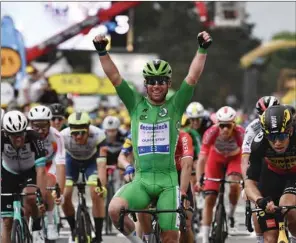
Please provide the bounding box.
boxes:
[216,106,236,123]
[186,102,204,118]
[2,110,28,133]
[28,105,52,121]
[102,116,121,130]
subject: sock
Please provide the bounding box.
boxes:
[229,204,236,218]
[32,217,42,231]
[143,234,152,242]
[47,210,54,224]
[94,217,104,241]
[201,225,210,243]
[256,235,264,243]
[291,235,296,243]
[66,215,76,233]
[126,231,143,243]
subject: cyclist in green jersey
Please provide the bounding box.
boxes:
[93,31,212,243]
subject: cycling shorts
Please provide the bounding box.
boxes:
[204,148,242,192]
[65,152,98,182]
[1,165,36,218]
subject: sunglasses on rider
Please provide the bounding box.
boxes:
[219,123,233,129]
[145,76,169,86]
[51,117,64,122]
[71,130,88,136]
[31,122,50,131]
[6,131,26,137]
[266,133,289,142]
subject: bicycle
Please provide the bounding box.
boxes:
[1,183,44,243]
[45,183,63,242]
[104,165,117,235]
[245,200,296,243]
[118,204,187,243]
[201,174,244,243]
[192,191,204,235]
[66,166,103,243]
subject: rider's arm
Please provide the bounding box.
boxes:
[180,133,194,194]
[54,132,66,193]
[118,135,133,169]
[241,154,250,180]
[99,54,122,86]
[196,153,208,183]
[97,143,108,186]
[118,151,132,170]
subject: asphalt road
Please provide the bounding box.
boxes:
[55,186,258,243]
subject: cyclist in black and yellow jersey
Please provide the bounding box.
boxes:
[245,105,296,243]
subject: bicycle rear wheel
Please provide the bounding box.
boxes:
[105,182,115,235]
[11,219,23,243]
[210,204,228,243]
[75,205,92,243]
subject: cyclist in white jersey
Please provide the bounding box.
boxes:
[1,111,47,243]
[60,111,107,243]
[241,96,280,243]
[28,105,66,240]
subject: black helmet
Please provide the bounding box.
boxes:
[255,96,280,116]
[49,103,65,117]
[260,105,293,134]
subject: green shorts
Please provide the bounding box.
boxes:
[114,171,180,231]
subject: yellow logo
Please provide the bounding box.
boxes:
[1,48,22,78]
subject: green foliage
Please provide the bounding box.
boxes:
[133,2,260,109]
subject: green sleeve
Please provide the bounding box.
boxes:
[115,79,142,113]
[171,81,195,115]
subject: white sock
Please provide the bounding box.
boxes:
[201,225,210,243]
[47,211,54,224]
[143,234,152,241]
[256,235,264,243]
[229,204,236,218]
[291,235,296,243]
[126,231,143,243]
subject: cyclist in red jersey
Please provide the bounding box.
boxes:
[195,106,245,243]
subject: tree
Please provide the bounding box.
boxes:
[133,2,260,109]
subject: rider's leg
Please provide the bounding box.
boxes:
[263,230,278,243]
[1,218,13,243]
[280,191,296,237]
[137,211,152,240]
[108,178,150,243]
[62,154,79,236]
[252,213,264,243]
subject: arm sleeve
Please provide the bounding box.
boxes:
[181,132,194,159]
[31,139,47,168]
[171,81,195,115]
[121,136,133,155]
[115,79,143,114]
[246,142,264,181]
[53,133,66,165]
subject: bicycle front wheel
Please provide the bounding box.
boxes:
[11,219,23,243]
[75,206,92,243]
[210,204,228,243]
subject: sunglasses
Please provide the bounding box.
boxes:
[219,123,233,129]
[71,130,87,136]
[145,76,169,86]
[51,117,64,122]
[31,123,50,131]
[6,131,26,137]
[266,133,289,142]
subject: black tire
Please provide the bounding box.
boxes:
[76,205,92,243]
[210,204,228,243]
[22,218,32,243]
[105,182,115,235]
[11,219,23,243]
[149,220,161,243]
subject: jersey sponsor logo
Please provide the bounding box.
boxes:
[271,116,277,129]
[266,156,296,170]
[140,114,147,120]
[158,107,168,117]
[181,136,189,153]
[254,131,264,142]
[138,121,170,155]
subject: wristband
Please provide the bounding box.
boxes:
[198,47,207,54]
[98,50,108,56]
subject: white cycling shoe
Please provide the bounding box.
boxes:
[32,230,45,243]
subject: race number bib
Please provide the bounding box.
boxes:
[138,121,170,155]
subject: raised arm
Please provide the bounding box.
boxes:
[93,35,122,86]
[185,31,212,86]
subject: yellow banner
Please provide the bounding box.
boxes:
[48,74,116,95]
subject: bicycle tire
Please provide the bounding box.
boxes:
[210,204,227,243]
[105,181,115,235]
[22,218,33,243]
[76,205,92,243]
[149,219,161,243]
[192,208,202,234]
[11,219,23,243]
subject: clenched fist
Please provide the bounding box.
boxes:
[93,35,109,53]
[197,31,212,49]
